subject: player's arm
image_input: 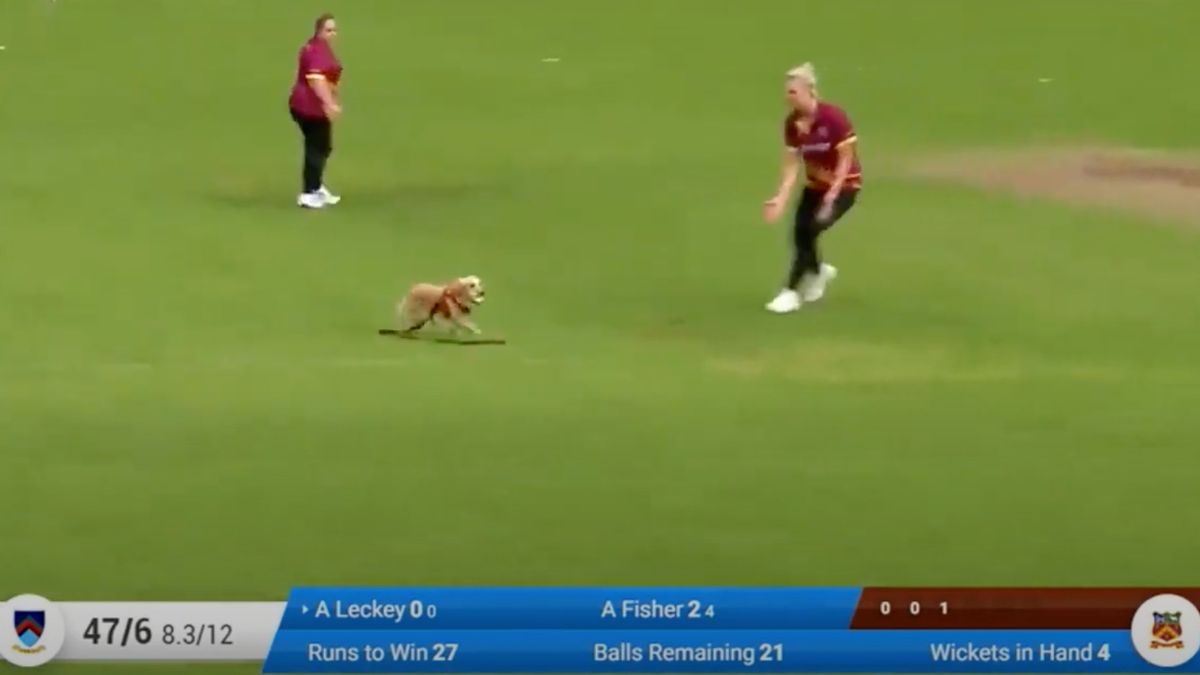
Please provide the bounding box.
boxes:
[775,147,802,202]
[824,140,857,203]
[306,71,341,118]
[764,148,801,222]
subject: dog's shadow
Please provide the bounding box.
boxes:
[377,329,507,346]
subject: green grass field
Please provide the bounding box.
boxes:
[4,0,1200,672]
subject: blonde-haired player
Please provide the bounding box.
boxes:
[763,63,863,313]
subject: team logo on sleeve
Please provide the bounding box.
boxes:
[1132,594,1200,668]
[1,594,65,667]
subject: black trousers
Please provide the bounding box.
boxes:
[290,108,332,193]
[787,187,859,289]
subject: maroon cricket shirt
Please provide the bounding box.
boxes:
[783,101,862,192]
[288,37,342,119]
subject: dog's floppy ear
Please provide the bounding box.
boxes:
[447,279,471,302]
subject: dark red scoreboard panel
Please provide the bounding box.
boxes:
[852,587,1200,628]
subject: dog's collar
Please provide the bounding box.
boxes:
[441,288,471,314]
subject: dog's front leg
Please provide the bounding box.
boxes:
[437,303,478,335]
[447,310,481,335]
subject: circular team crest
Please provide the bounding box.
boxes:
[1132,593,1200,668]
[0,594,65,668]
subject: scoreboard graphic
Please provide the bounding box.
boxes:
[1,588,1198,672]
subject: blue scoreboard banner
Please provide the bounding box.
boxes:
[5,588,1197,671]
[259,587,1200,673]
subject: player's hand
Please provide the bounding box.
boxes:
[763,195,786,223]
[325,103,342,120]
[816,195,837,224]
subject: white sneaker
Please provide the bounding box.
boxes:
[297,192,326,209]
[318,185,341,205]
[765,289,802,313]
[801,263,838,302]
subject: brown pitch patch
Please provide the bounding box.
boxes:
[907,146,1200,229]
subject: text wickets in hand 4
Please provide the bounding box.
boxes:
[864,589,1200,668]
